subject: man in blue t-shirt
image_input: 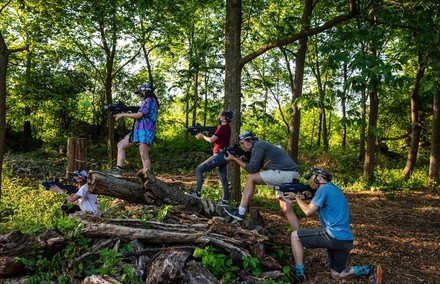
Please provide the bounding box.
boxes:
[286,167,382,284]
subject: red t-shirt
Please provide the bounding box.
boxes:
[212,124,231,154]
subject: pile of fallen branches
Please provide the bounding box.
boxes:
[0,171,289,284]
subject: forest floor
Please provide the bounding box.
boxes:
[3,156,439,284]
[159,174,440,284]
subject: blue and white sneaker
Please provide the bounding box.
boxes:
[369,264,383,284]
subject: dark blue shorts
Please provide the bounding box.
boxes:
[298,228,353,273]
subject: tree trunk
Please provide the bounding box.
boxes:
[88,171,223,217]
[358,87,367,161]
[362,10,379,181]
[341,62,348,148]
[402,51,425,180]
[363,84,379,180]
[429,87,440,181]
[0,31,28,198]
[0,33,8,199]
[225,0,243,202]
[288,0,313,161]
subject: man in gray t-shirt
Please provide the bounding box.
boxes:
[224,131,300,229]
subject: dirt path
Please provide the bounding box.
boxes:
[257,190,440,284]
[157,173,440,283]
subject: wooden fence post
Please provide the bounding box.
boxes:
[66,137,87,176]
[66,137,77,177]
[76,138,87,171]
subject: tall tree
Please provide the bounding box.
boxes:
[225,0,358,199]
[429,87,440,181]
[225,0,242,201]
[0,1,29,198]
[402,51,426,179]
[362,36,379,180]
[288,0,313,160]
[55,0,146,160]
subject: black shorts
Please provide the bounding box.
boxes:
[298,228,353,273]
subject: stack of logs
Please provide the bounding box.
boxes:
[0,170,287,284]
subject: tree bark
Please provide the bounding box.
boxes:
[363,9,379,181]
[429,87,440,181]
[402,51,425,179]
[225,0,243,202]
[0,30,28,205]
[88,170,222,217]
[288,0,313,161]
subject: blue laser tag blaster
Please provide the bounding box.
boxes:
[40,179,78,194]
[185,124,218,136]
[272,179,316,200]
[104,101,140,114]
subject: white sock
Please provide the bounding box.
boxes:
[238,206,246,215]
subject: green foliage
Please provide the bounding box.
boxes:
[193,246,239,281]
[156,204,175,222]
[17,234,138,284]
[242,255,262,277]
[95,249,124,275]
[348,166,431,192]
[93,249,137,283]
[0,176,65,234]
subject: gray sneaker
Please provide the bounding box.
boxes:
[186,191,201,198]
[216,200,229,207]
[107,168,122,178]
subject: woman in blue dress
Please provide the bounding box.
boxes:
[109,83,159,177]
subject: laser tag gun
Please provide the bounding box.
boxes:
[272,179,316,200]
[103,101,139,114]
[40,179,78,194]
[223,144,251,162]
[185,124,217,136]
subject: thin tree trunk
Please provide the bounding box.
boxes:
[288,0,313,161]
[0,33,8,199]
[402,51,425,179]
[341,62,348,148]
[358,88,367,161]
[429,87,440,181]
[363,45,377,180]
[362,8,380,181]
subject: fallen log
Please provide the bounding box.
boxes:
[88,171,220,217]
[145,247,192,284]
[0,230,65,278]
[82,275,122,284]
[1,169,286,283]
[87,171,150,205]
[77,217,255,260]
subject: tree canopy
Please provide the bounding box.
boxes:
[1,0,440,196]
